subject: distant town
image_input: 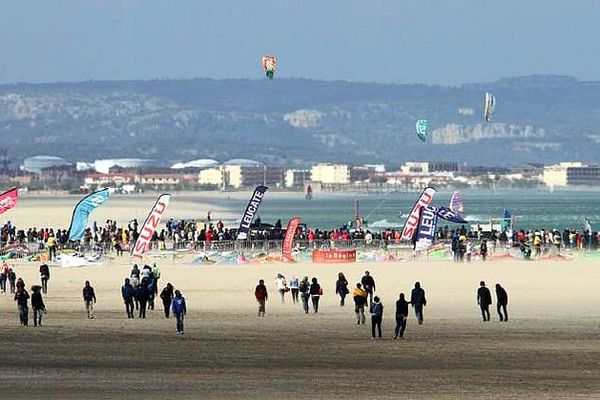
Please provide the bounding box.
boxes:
[2,152,600,193]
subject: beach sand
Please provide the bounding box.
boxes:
[1,258,599,399]
[1,195,600,399]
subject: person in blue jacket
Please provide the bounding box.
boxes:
[172,290,187,335]
[121,278,135,318]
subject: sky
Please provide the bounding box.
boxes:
[0,0,599,86]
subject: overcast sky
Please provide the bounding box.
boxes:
[0,0,598,85]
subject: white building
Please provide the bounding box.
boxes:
[284,169,309,188]
[542,162,600,187]
[310,163,350,184]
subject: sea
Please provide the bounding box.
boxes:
[217,189,600,232]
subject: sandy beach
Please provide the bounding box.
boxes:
[0,257,599,399]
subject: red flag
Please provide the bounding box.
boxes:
[282,217,302,262]
[0,188,19,215]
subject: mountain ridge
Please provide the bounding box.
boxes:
[1,75,599,167]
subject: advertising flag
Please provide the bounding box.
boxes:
[414,207,438,251]
[0,187,19,215]
[237,185,269,240]
[68,188,110,241]
[282,217,302,262]
[401,187,436,240]
[426,205,468,224]
[132,194,171,258]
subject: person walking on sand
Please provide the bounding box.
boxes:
[299,276,310,314]
[361,271,376,305]
[14,284,30,326]
[255,279,268,317]
[495,283,509,322]
[289,275,299,304]
[172,290,187,335]
[477,281,492,322]
[160,283,174,318]
[309,277,322,313]
[137,278,150,319]
[82,280,96,319]
[394,293,410,339]
[0,260,9,293]
[39,263,50,294]
[130,264,140,280]
[370,296,384,339]
[410,282,427,324]
[121,278,135,319]
[275,273,288,303]
[353,283,368,325]
[9,268,17,294]
[335,272,349,306]
[31,285,46,327]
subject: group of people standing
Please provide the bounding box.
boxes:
[257,269,511,340]
[120,264,187,334]
[11,264,49,327]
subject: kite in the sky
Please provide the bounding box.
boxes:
[261,55,277,80]
[416,119,428,142]
[484,92,496,122]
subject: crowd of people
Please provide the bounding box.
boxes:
[256,270,511,339]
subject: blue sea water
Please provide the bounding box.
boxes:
[218,189,600,232]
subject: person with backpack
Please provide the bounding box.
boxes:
[255,279,268,317]
[31,285,46,327]
[298,276,310,314]
[160,283,174,318]
[309,277,322,313]
[369,296,384,339]
[172,290,187,335]
[353,283,368,325]
[121,278,135,318]
[39,263,50,294]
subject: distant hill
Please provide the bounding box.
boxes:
[1,75,599,167]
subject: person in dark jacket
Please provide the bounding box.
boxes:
[31,285,46,327]
[360,271,376,305]
[39,263,50,294]
[495,283,509,321]
[159,283,174,318]
[477,281,492,321]
[83,280,96,319]
[480,240,488,261]
[298,276,310,314]
[121,278,135,318]
[14,285,30,326]
[172,290,187,335]
[130,264,140,280]
[309,277,322,313]
[410,282,427,324]
[335,272,349,306]
[255,279,268,317]
[137,278,150,318]
[9,268,17,294]
[394,293,410,339]
[369,296,384,339]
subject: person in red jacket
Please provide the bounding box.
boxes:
[254,279,268,317]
